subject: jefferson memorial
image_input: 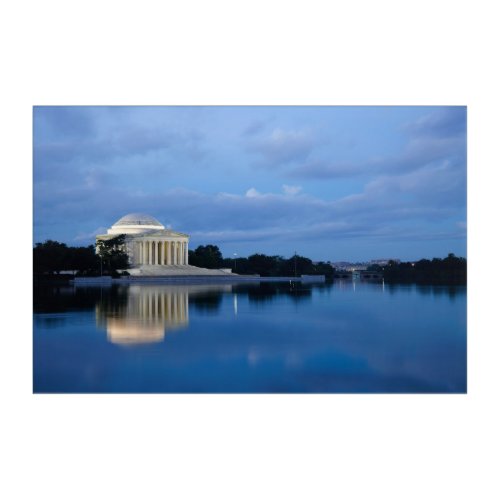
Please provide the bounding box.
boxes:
[97,213,189,266]
[96,213,230,276]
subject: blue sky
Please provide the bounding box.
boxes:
[33,106,466,261]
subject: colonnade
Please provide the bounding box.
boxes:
[99,287,189,345]
[137,240,188,266]
[133,288,189,327]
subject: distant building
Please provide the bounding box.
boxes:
[370,259,400,266]
[331,261,367,271]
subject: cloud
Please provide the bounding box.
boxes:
[245,188,260,198]
[45,180,461,247]
[246,128,316,166]
[282,184,302,195]
[73,227,108,242]
[242,120,268,136]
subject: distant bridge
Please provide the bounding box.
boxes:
[334,270,384,281]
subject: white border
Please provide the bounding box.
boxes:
[2,1,499,499]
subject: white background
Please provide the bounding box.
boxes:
[1,1,499,499]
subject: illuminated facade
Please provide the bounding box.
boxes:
[96,285,189,344]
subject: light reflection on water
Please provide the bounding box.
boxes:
[33,281,466,393]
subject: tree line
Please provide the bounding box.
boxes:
[33,239,466,284]
[33,236,129,278]
[188,244,335,277]
[369,253,466,285]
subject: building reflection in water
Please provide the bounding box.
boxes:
[96,284,231,345]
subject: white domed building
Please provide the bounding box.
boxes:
[96,213,189,270]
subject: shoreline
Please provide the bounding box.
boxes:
[71,275,326,285]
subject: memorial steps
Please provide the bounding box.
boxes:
[127,265,235,277]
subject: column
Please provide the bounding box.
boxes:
[160,241,164,265]
[185,241,188,265]
[173,242,177,265]
[148,241,152,265]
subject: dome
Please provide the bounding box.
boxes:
[114,213,163,227]
[107,213,165,235]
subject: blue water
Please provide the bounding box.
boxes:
[33,281,466,393]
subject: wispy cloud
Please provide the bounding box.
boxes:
[282,184,302,195]
[73,227,108,242]
[242,119,268,137]
[246,128,316,166]
[402,106,466,138]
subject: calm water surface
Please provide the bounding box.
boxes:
[33,281,466,393]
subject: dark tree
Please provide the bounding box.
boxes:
[96,234,129,275]
[69,245,100,274]
[33,240,70,274]
[247,254,284,276]
[188,245,224,269]
[383,254,466,285]
[34,240,101,278]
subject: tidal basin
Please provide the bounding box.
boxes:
[33,281,466,393]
